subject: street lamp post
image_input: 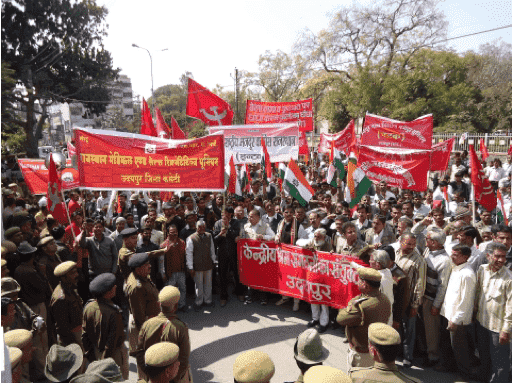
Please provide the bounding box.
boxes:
[131,44,168,116]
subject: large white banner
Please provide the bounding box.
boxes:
[209,123,299,164]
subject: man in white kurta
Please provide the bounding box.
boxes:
[437,244,476,377]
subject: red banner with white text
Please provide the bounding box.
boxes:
[430,138,455,171]
[237,239,366,308]
[362,113,433,150]
[17,159,79,195]
[74,128,225,191]
[318,120,356,155]
[245,99,313,132]
[358,146,430,191]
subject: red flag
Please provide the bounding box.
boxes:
[479,138,489,161]
[228,156,237,194]
[160,191,173,202]
[261,137,272,181]
[299,130,309,161]
[140,98,157,136]
[329,140,335,164]
[186,78,233,126]
[155,108,171,139]
[245,164,252,192]
[430,138,455,171]
[116,193,123,214]
[47,155,61,213]
[508,145,512,156]
[171,116,187,139]
[67,142,76,159]
[469,144,496,212]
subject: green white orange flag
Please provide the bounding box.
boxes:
[497,190,508,225]
[346,152,372,208]
[284,159,314,206]
[432,185,450,215]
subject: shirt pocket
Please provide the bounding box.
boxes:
[486,287,504,316]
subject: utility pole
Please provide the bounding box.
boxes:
[233,68,240,124]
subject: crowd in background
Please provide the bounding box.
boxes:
[1,149,512,383]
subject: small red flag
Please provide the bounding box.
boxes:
[160,191,173,202]
[228,156,237,194]
[479,138,489,161]
[47,155,61,213]
[116,193,123,214]
[155,108,172,139]
[469,144,496,212]
[261,137,272,181]
[186,78,233,126]
[171,116,187,139]
[140,98,157,136]
[508,145,512,156]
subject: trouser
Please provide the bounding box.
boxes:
[114,275,129,331]
[347,346,373,372]
[476,321,510,383]
[439,316,473,375]
[401,313,417,362]
[194,269,213,306]
[218,250,244,299]
[128,314,140,354]
[77,258,90,302]
[166,272,187,309]
[422,299,440,361]
[311,304,329,326]
[29,302,48,381]
[93,343,129,380]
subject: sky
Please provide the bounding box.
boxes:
[97,0,512,101]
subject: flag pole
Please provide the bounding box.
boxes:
[471,187,476,227]
[61,190,76,241]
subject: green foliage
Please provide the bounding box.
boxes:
[1,0,119,156]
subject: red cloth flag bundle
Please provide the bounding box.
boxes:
[47,155,61,213]
[479,138,489,161]
[469,144,496,212]
[261,137,272,182]
[171,116,187,139]
[155,108,172,139]
[186,78,233,126]
[140,98,157,136]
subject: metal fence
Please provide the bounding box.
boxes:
[307,133,512,154]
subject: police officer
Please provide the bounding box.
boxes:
[233,351,275,383]
[117,228,138,281]
[44,344,84,383]
[135,285,191,383]
[50,261,83,347]
[143,342,181,383]
[125,253,160,356]
[336,267,391,372]
[5,329,34,383]
[303,366,352,383]
[8,347,23,383]
[82,273,128,380]
[350,323,421,382]
[286,328,329,383]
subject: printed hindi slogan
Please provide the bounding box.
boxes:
[74,128,225,191]
[237,239,366,308]
[245,99,314,132]
[209,124,299,165]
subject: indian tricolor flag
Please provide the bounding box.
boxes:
[327,140,346,187]
[497,190,508,225]
[346,152,372,208]
[284,159,314,206]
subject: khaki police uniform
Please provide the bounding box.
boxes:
[350,362,421,382]
[50,282,83,347]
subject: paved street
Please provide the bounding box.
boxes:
[125,292,479,383]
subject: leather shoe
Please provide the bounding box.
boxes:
[204,301,215,308]
[244,297,253,305]
[237,295,245,302]
[330,320,340,330]
[220,300,227,307]
[193,304,201,312]
[307,320,319,328]
[317,324,328,333]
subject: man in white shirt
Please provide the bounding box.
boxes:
[437,244,477,377]
[474,242,512,383]
[413,194,430,218]
[261,201,282,234]
[296,212,322,247]
[95,190,111,213]
[450,155,467,182]
[457,226,486,272]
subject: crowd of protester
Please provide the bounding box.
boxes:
[1,149,512,383]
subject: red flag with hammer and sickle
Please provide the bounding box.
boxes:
[186,78,233,126]
[469,144,496,212]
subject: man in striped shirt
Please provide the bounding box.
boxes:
[395,233,427,368]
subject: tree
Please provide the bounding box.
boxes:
[1,0,119,157]
[247,50,309,102]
